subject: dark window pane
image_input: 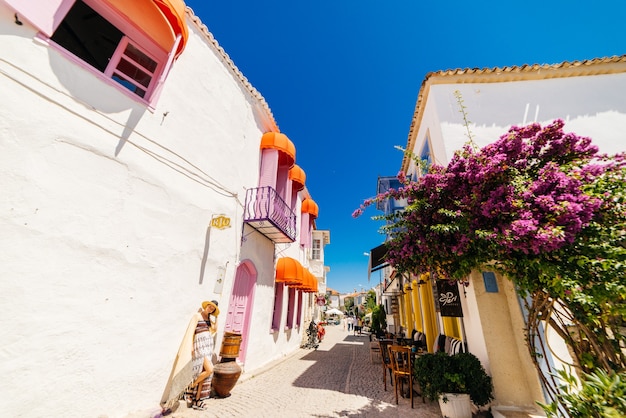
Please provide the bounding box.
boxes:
[51,0,122,72]
[124,43,157,73]
[116,58,151,87]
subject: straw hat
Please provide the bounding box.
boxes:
[202,300,220,316]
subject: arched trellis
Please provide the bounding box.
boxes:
[522,289,626,417]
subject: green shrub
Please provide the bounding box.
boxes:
[414,351,494,407]
[538,368,626,418]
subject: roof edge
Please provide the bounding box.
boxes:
[401,55,626,171]
[185,7,279,132]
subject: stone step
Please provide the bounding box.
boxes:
[492,406,546,418]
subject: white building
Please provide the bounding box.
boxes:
[0,1,328,417]
[393,55,626,416]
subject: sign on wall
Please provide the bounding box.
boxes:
[211,214,231,229]
[436,280,464,317]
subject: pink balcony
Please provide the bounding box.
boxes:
[243,186,296,243]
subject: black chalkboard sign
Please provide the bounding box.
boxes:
[436,280,464,317]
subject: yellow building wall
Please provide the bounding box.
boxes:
[470,270,545,408]
[419,275,438,352]
[442,316,461,339]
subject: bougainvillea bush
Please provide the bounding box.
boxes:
[355,119,626,381]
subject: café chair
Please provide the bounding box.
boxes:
[379,339,394,391]
[370,338,381,363]
[389,344,414,408]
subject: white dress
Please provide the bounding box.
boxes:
[191,318,216,399]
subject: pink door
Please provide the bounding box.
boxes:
[224,261,256,362]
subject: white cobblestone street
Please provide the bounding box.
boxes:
[142,324,443,417]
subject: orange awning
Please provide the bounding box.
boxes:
[275,257,303,286]
[289,165,306,191]
[261,132,296,168]
[289,267,308,291]
[307,270,318,293]
[302,269,313,292]
[301,198,319,219]
[106,0,188,57]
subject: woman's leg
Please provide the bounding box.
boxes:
[192,357,214,401]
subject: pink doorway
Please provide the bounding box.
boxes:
[224,260,256,363]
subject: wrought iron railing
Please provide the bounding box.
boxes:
[243,186,297,243]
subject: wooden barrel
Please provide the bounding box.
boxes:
[220,332,242,361]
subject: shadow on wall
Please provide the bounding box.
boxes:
[47,49,146,156]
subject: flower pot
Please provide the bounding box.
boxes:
[438,393,471,418]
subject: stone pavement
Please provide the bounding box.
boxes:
[153,324,443,418]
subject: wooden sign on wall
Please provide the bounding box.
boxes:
[436,280,463,317]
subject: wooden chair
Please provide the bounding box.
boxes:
[389,344,414,408]
[370,338,381,363]
[379,339,394,391]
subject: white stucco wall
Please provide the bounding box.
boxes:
[431,74,626,156]
[0,4,309,417]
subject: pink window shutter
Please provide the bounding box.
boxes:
[6,0,75,36]
[259,149,278,188]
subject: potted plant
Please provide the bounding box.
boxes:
[414,351,494,418]
[370,304,387,339]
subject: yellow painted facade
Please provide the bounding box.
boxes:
[391,270,545,410]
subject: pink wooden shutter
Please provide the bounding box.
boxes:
[300,212,311,247]
[259,149,278,188]
[5,0,75,36]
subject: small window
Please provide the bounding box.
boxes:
[50,1,122,72]
[50,0,162,100]
[111,40,158,98]
[312,239,321,260]
[286,287,296,329]
[420,138,432,175]
[295,291,303,328]
[271,283,284,331]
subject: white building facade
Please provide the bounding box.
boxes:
[399,56,626,414]
[0,2,327,417]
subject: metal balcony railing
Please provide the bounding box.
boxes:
[243,186,297,243]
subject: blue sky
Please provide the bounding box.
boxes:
[185,1,626,294]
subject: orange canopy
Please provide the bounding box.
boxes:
[299,269,315,293]
[106,0,188,57]
[261,132,296,168]
[301,198,319,219]
[289,165,306,191]
[296,269,311,292]
[275,257,303,286]
[307,269,319,293]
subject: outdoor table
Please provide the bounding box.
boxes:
[396,337,413,346]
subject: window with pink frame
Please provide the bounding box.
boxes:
[271,282,284,331]
[7,0,174,103]
[50,0,165,100]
